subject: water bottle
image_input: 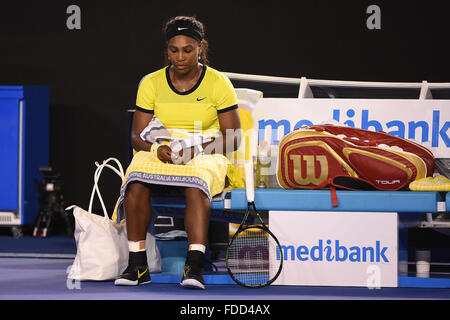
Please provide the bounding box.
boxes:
[268,140,280,188]
[256,141,270,189]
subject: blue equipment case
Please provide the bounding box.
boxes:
[0,86,49,227]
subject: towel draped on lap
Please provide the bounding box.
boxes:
[140,117,214,154]
[113,150,244,222]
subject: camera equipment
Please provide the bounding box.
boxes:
[33,167,73,237]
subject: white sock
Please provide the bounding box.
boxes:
[188,244,206,253]
[128,240,146,252]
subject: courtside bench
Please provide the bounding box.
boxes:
[150,188,450,288]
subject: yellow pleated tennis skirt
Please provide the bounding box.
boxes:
[112,150,244,222]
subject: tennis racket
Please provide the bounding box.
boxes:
[226,162,283,288]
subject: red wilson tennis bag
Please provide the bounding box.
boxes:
[277,124,434,203]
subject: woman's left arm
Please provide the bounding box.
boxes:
[203,108,241,155]
[177,109,241,163]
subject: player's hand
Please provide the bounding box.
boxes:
[157,145,174,164]
[177,146,196,165]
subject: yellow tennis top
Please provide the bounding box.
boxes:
[136,65,238,134]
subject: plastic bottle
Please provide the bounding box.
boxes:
[268,140,280,188]
[256,141,270,188]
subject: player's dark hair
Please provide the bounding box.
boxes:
[162,16,209,66]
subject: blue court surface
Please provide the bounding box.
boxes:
[1,257,450,301]
[0,236,449,301]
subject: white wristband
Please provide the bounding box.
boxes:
[151,143,161,154]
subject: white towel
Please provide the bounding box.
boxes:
[140,117,214,164]
[140,117,174,144]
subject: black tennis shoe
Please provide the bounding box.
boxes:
[180,250,205,290]
[114,264,151,286]
[180,264,205,289]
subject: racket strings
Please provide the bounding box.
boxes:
[227,226,280,287]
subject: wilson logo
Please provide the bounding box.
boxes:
[289,155,328,185]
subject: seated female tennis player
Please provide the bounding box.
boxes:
[113,16,242,289]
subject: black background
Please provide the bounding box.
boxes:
[1,0,450,210]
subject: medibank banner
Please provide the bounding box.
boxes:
[254,98,450,158]
[269,211,398,287]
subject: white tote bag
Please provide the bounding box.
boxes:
[67,158,129,281]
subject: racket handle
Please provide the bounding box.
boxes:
[244,161,255,202]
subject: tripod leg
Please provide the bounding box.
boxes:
[33,214,42,237]
[33,210,47,237]
[42,211,52,238]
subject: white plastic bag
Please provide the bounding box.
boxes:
[67,158,161,280]
[67,158,129,281]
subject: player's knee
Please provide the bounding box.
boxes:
[185,187,209,199]
[125,182,150,201]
